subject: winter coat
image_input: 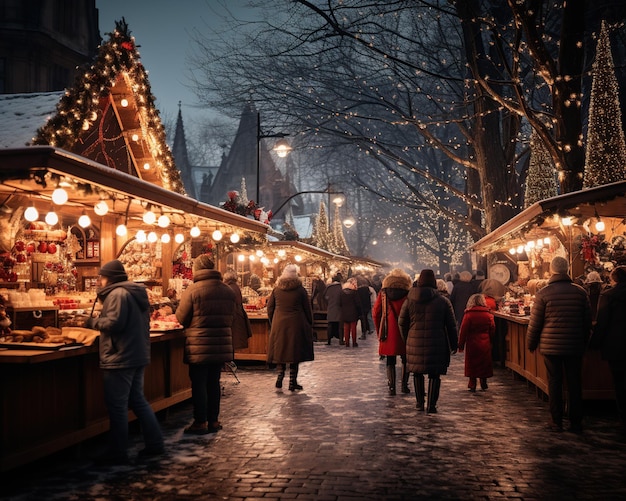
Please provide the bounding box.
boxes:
[399,286,458,375]
[93,281,151,369]
[373,286,408,356]
[357,286,373,319]
[176,269,237,365]
[224,276,252,350]
[584,281,607,321]
[458,305,495,378]
[325,281,343,322]
[591,282,626,362]
[526,273,592,356]
[450,280,478,327]
[340,287,362,323]
[267,277,314,364]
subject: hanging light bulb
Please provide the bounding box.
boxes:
[595,219,605,232]
[78,211,91,228]
[509,248,516,255]
[45,209,58,226]
[116,223,128,236]
[190,226,201,238]
[52,187,68,205]
[136,230,147,243]
[174,233,185,244]
[24,205,39,222]
[294,255,303,262]
[230,233,240,243]
[94,200,109,216]
[157,214,170,228]
[147,231,158,243]
[161,233,171,243]
[142,204,156,224]
[212,230,223,241]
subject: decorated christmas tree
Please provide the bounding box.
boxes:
[332,203,349,255]
[524,131,558,207]
[311,202,333,251]
[583,21,626,188]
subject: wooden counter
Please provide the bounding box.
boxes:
[493,312,614,400]
[234,313,270,362]
[0,330,190,472]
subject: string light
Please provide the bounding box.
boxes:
[24,204,39,222]
[174,232,185,244]
[94,200,109,216]
[190,226,201,238]
[78,211,91,228]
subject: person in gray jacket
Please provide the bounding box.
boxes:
[527,256,592,433]
[176,255,237,434]
[86,259,164,464]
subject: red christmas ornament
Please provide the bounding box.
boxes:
[47,243,57,254]
[121,41,134,51]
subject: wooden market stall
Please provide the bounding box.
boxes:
[471,181,626,400]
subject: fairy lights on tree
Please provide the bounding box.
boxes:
[310,202,333,251]
[524,131,558,208]
[34,18,185,194]
[583,21,626,188]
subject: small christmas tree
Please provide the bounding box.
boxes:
[311,202,333,251]
[583,21,626,188]
[524,131,558,207]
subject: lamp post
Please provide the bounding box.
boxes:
[272,189,346,218]
[256,112,291,205]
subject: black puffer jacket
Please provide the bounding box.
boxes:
[591,282,626,362]
[176,269,236,364]
[399,286,458,375]
[527,273,591,356]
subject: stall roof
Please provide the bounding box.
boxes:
[269,240,351,262]
[0,146,269,235]
[471,180,626,254]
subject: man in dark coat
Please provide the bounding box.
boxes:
[324,274,343,345]
[590,265,626,432]
[399,269,458,414]
[527,256,592,434]
[176,255,237,434]
[86,259,164,463]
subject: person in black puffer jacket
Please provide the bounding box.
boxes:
[590,265,626,433]
[399,269,458,414]
[527,256,592,434]
[176,255,236,435]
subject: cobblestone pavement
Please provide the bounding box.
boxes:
[3,336,626,500]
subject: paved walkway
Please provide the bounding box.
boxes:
[2,336,626,500]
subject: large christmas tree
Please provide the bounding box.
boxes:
[583,21,626,188]
[311,202,333,251]
[524,131,558,207]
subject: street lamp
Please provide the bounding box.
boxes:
[272,189,346,218]
[256,112,291,205]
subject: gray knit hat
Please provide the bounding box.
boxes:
[550,256,569,275]
[193,254,215,272]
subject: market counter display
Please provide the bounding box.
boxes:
[234,312,270,362]
[493,311,614,400]
[0,328,189,472]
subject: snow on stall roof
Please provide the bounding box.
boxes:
[0,92,63,149]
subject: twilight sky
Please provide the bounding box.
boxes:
[97,0,253,126]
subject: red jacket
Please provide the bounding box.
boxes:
[458,305,495,378]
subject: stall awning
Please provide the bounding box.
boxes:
[0,146,270,235]
[471,181,626,254]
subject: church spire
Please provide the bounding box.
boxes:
[172,102,196,199]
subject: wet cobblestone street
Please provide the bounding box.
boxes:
[2,337,626,500]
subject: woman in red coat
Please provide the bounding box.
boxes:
[372,268,412,395]
[458,293,495,392]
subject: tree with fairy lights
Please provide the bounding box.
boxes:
[583,21,626,188]
[524,131,558,208]
[310,202,333,251]
[331,203,349,256]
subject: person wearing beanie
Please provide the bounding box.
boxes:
[591,265,626,432]
[583,270,607,320]
[340,277,363,348]
[399,269,458,414]
[176,254,237,434]
[527,256,592,434]
[372,268,412,395]
[267,264,314,391]
[85,259,164,463]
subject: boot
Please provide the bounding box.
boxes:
[386,366,396,395]
[427,377,441,414]
[401,363,410,394]
[275,364,285,388]
[414,373,425,411]
[289,363,303,391]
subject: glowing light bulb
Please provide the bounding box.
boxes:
[116,224,128,237]
[174,233,185,244]
[136,230,147,243]
[24,206,39,222]
[147,231,158,243]
[596,220,605,232]
[157,214,170,228]
[190,226,201,238]
[45,210,58,225]
[212,230,223,241]
[161,233,171,243]
[52,187,68,205]
[143,208,156,225]
[230,233,240,243]
[78,213,91,228]
[94,200,109,216]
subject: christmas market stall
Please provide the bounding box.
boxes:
[0,22,270,471]
[471,181,626,400]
